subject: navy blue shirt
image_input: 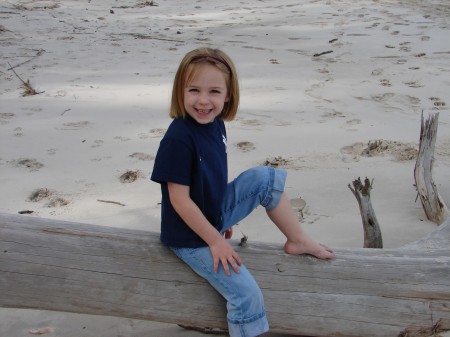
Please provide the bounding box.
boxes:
[151,116,228,247]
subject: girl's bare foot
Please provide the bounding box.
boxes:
[284,240,335,259]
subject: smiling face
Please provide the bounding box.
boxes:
[183,63,229,124]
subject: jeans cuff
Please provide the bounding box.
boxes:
[265,168,287,211]
[227,313,269,337]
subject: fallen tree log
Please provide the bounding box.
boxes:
[1,212,449,337]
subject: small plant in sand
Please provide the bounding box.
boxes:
[20,79,40,96]
[8,62,43,97]
[112,1,158,9]
[138,0,158,7]
[263,156,291,168]
[119,170,143,183]
[28,188,52,202]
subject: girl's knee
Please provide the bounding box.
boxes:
[244,166,271,183]
[245,167,286,209]
[248,166,286,210]
[241,166,287,188]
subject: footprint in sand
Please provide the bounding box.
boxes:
[129,152,154,161]
[399,43,411,52]
[0,113,15,124]
[322,110,345,119]
[54,90,67,97]
[404,80,423,88]
[371,69,383,76]
[139,128,167,139]
[14,127,23,137]
[90,155,111,162]
[15,1,59,10]
[236,141,255,152]
[346,119,362,126]
[340,142,365,162]
[240,119,263,127]
[290,197,307,221]
[47,197,69,208]
[91,140,104,148]
[150,128,167,137]
[119,170,144,183]
[114,136,131,142]
[57,121,92,130]
[28,188,53,202]
[15,158,44,171]
[316,68,329,74]
[28,188,69,207]
[370,93,395,102]
[429,97,446,107]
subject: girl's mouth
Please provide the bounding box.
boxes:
[196,109,212,115]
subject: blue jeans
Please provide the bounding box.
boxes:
[171,166,287,337]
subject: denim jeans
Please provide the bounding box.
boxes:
[171,166,287,337]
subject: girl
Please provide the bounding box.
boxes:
[151,47,335,337]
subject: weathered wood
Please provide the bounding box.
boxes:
[1,212,449,337]
[348,177,383,248]
[414,111,449,224]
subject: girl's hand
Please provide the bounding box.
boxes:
[210,237,241,276]
[223,227,233,239]
[166,183,241,275]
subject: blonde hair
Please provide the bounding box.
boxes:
[169,48,239,121]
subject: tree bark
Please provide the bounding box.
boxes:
[414,110,449,224]
[348,177,383,248]
[1,213,449,336]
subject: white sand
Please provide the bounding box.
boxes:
[1,0,449,336]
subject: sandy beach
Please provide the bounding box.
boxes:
[1,0,449,336]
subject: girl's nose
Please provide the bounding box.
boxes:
[198,92,209,104]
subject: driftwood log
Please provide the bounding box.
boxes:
[1,212,449,337]
[414,111,449,224]
[348,177,383,248]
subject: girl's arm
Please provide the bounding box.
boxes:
[167,182,241,276]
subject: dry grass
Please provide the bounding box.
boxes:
[8,62,42,96]
[21,79,39,96]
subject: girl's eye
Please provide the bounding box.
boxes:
[188,88,199,92]
[211,90,221,94]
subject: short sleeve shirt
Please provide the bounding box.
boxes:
[150,116,228,247]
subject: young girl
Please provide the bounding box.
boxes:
[151,47,335,337]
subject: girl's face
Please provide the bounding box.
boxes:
[184,63,229,124]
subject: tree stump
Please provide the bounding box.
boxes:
[348,177,383,248]
[414,110,449,224]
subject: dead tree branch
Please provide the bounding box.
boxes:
[414,110,449,224]
[7,49,46,71]
[348,177,383,248]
